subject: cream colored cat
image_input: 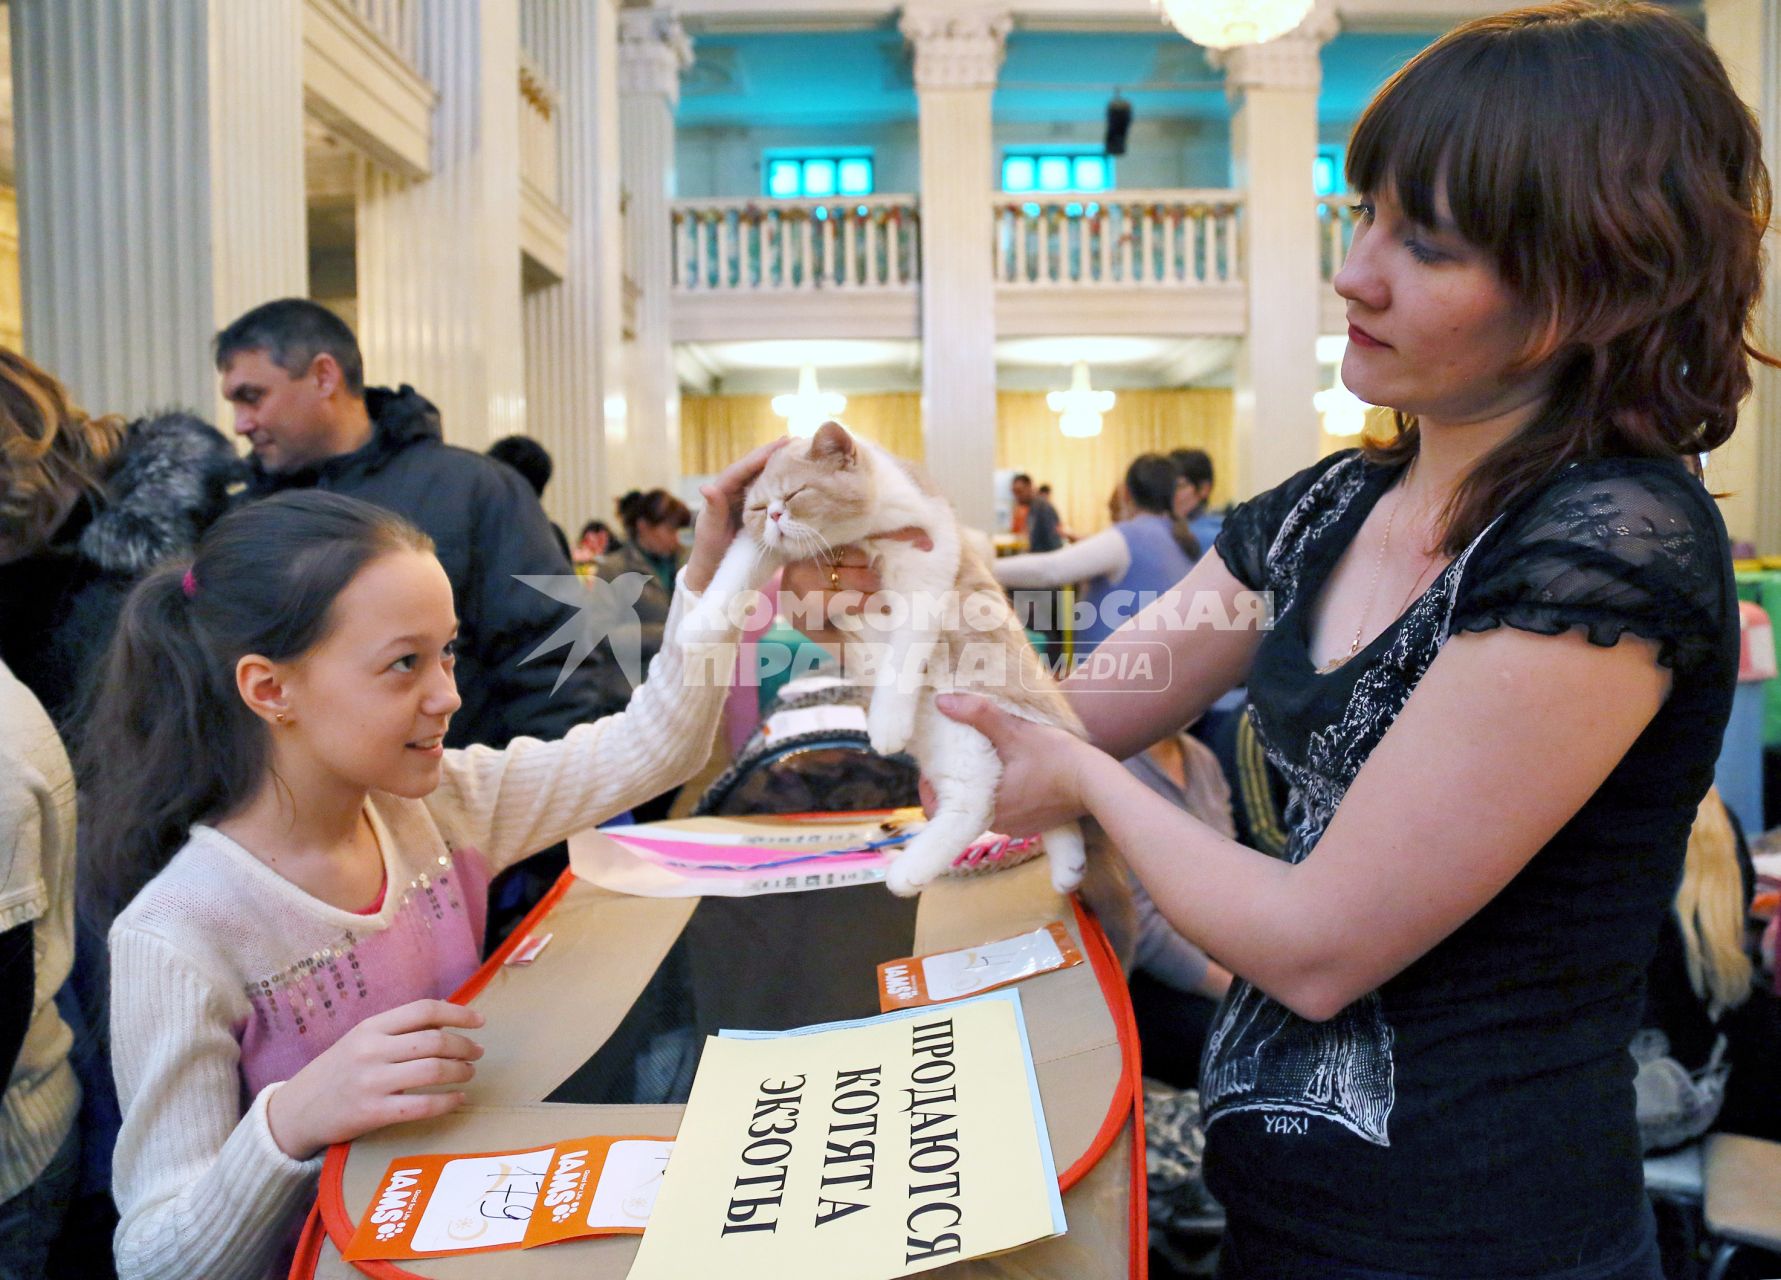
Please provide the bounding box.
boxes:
[681,422,1098,898]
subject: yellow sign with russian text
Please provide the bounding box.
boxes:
[627,989,1065,1279]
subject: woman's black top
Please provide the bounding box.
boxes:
[1203,450,1737,1276]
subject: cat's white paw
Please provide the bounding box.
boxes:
[1048,854,1086,895]
[885,858,927,897]
[867,701,916,756]
[1044,826,1087,894]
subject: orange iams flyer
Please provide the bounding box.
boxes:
[342,1134,673,1261]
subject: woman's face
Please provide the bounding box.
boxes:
[1172,478,1208,522]
[1333,187,1552,430]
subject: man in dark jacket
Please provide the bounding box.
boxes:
[215,298,619,751]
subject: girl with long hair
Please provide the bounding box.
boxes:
[83,441,778,1280]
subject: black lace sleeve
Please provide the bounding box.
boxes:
[1214,450,1359,591]
[1448,458,1732,673]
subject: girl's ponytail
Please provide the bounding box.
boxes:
[78,561,256,926]
[77,491,431,927]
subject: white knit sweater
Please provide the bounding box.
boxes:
[109,577,734,1280]
[0,659,80,1206]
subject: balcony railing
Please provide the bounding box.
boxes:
[1319,196,1360,282]
[344,0,416,65]
[673,196,921,293]
[995,190,1243,288]
[670,192,1380,299]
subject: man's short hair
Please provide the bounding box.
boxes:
[1012,472,1032,486]
[214,298,365,398]
[487,434,554,497]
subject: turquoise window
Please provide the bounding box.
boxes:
[1002,151,1112,194]
[762,153,874,199]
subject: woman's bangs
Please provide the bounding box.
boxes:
[1346,40,1533,257]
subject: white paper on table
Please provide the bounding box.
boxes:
[584,1139,674,1230]
[920,927,1069,1001]
[407,1148,554,1254]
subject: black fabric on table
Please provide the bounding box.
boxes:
[545,885,919,1105]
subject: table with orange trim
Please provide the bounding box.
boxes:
[291,822,1147,1280]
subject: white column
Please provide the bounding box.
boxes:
[11,0,306,419]
[1218,14,1333,500]
[619,8,691,493]
[356,0,526,448]
[1706,0,1778,552]
[901,3,1009,534]
[522,0,623,534]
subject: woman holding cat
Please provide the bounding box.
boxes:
[797,5,1758,1276]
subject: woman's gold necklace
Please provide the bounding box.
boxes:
[1317,476,1450,676]
[1316,487,1401,676]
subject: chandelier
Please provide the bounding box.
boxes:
[1048,362,1114,439]
[772,366,847,439]
[1158,0,1315,49]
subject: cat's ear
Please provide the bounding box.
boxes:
[810,421,857,467]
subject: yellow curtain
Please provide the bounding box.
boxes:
[680,387,1234,539]
[0,188,20,352]
[995,388,1232,538]
[680,393,925,475]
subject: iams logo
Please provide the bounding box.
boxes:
[882,963,919,1002]
[370,1168,425,1241]
[546,1149,591,1223]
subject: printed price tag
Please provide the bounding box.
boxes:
[342,1134,673,1261]
[876,922,1083,1011]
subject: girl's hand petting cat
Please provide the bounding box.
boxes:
[265,999,486,1161]
[780,526,933,650]
[686,437,792,592]
[931,692,1098,835]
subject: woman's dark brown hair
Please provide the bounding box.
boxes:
[1347,0,1776,552]
[78,491,432,925]
[616,488,691,540]
[1126,452,1202,560]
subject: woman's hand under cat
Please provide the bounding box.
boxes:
[929,692,1099,835]
[780,526,934,650]
[685,437,792,592]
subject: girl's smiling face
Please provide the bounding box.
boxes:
[272,549,463,799]
[1333,187,1554,432]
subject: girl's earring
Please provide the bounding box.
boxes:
[275,712,288,725]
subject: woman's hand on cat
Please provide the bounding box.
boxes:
[685,437,792,592]
[930,692,1096,834]
[780,527,934,650]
